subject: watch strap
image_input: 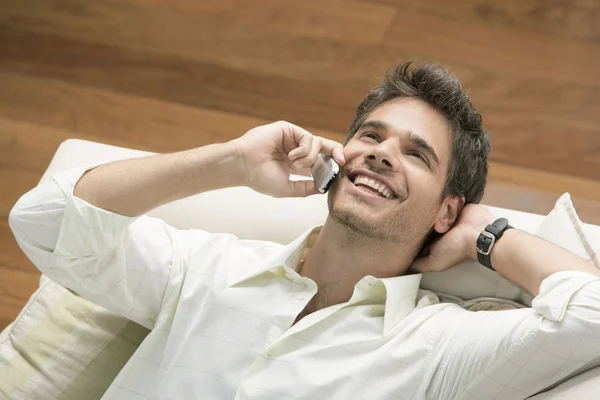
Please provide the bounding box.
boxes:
[476,218,513,270]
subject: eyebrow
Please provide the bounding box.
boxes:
[357,120,440,167]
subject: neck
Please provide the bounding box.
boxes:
[297,217,422,312]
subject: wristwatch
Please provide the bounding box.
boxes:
[476,218,513,271]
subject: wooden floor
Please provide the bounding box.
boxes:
[1,0,600,330]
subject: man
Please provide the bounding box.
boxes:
[9,62,600,399]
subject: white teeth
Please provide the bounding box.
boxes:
[352,175,395,199]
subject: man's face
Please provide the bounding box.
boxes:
[327,97,453,244]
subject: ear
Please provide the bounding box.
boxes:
[433,196,465,234]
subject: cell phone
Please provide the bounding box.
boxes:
[311,154,340,193]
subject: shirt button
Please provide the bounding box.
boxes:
[297,295,305,301]
[267,348,276,357]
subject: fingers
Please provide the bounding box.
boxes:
[303,136,322,169]
[409,257,430,273]
[285,122,313,157]
[410,253,455,273]
[284,122,345,168]
[296,137,345,170]
[288,134,313,162]
[320,138,346,166]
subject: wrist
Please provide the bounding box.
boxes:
[220,140,250,187]
[466,216,497,261]
[186,141,247,192]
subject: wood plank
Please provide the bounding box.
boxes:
[0,0,388,82]
[0,70,347,151]
[380,2,600,85]
[0,216,40,273]
[0,168,42,216]
[3,0,598,87]
[1,29,600,180]
[0,120,63,175]
[122,0,396,45]
[2,0,598,126]
[482,182,600,226]
[489,162,600,203]
[369,0,600,42]
[481,111,600,180]
[0,28,362,135]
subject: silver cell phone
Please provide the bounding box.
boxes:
[311,154,340,193]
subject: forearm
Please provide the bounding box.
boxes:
[74,141,245,217]
[469,227,600,297]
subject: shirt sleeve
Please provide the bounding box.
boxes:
[427,270,600,400]
[8,161,199,330]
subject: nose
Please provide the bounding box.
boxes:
[365,142,395,170]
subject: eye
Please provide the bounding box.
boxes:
[361,132,380,141]
[410,151,429,165]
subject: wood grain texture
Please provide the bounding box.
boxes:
[125,0,397,45]
[379,0,600,83]
[1,0,600,330]
[0,257,41,329]
[0,71,342,152]
[371,0,600,42]
[2,0,599,178]
[0,27,361,136]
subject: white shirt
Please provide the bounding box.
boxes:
[8,162,600,400]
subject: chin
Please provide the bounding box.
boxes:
[327,189,420,243]
[327,199,390,240]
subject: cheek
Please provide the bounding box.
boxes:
[405,172,442,205]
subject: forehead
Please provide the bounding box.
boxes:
[363,97,452,167]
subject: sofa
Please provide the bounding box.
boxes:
[1,138,600,399]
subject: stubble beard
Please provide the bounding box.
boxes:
[327,176,412,243]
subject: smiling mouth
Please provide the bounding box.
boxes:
[355,183,388,198]
[347,174,397,200]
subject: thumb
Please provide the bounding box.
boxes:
[409,256,436,273]
[281,179,321,198]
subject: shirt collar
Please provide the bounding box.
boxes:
[380,273,423,335]
[341,273,423,335]
[227,225,424,335]
[228,225,322,287]
[339,274,423,335]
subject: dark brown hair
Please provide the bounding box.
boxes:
[346,61,491,204]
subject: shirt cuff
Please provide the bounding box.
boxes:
[51,161,139,257]
[532,270,600,321]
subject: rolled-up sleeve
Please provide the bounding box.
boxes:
[8,161,186,330]
[428,270,600,400]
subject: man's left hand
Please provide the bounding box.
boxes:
[410,204,496,273]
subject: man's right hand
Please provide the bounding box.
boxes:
[231,121,346,198]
